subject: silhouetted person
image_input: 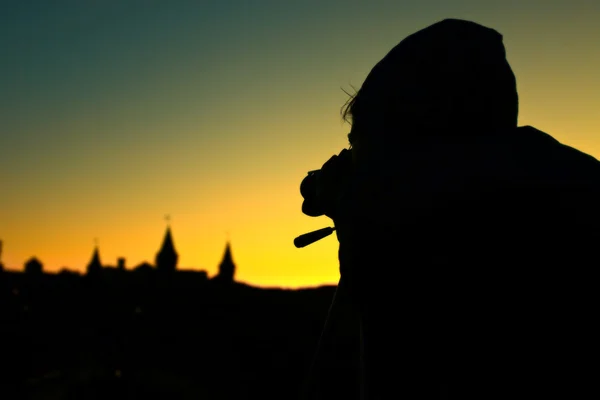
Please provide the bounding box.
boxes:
[302,19,600,399]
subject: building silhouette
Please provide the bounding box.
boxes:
[134,261,154,273]
[87,246,103,276]
[155,225,178,273]
[10,224,232,281]
[24,257,43,275]
[214,241,236,284]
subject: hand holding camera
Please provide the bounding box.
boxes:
[300,148,353,219]
[295,148,354,247]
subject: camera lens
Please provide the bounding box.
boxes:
[300,171,319,199]
[300,171,325,217]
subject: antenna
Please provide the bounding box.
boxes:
[165,214,171,225]
[94,237,99,247]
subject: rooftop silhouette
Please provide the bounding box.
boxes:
[3,223,236,284]
[156,225,178,273]
[87,246,102,275]
[1,243,336,400]
[214,241,236,284]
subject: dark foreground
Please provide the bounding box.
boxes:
[1,270,354,399]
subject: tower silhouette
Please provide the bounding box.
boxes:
[214,241,236,283]
[156,223,178,273]
[86,244,102,276]
[24,257,43,275]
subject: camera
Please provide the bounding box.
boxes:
[295,148,353,248]
[300,148,354,218]
[300,170,326,217]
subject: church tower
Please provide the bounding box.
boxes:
[86,243,103,276]
[156,219,178,272]
[214,241,236,283]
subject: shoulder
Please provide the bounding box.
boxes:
[515,125,600,174]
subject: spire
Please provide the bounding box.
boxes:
[156,220,178,272]
[160,227,176,254]
[87,242,102,275]
[222,241,233,264]
[215,241,236,283]
[90,247,101,266]
[159,214,177,255]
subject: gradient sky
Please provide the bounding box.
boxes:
[1,0,599,287]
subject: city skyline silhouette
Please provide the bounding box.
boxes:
[0,224,238,283]
[2,1,600,288]
[1,237,339,399]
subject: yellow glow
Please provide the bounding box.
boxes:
[3,6,600,288]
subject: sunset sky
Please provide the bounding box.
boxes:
[1,0,599,288]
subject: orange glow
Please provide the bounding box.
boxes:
[2,5,600,288]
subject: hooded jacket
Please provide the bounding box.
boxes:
[323,19,600,399]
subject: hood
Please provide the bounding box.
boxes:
[352,19,518,136]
